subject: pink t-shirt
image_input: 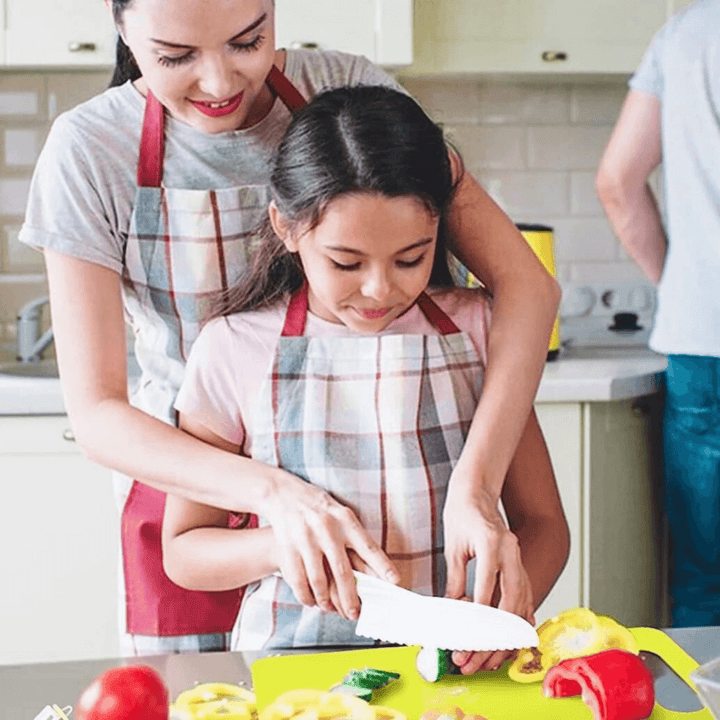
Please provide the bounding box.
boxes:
[175,286,490,455]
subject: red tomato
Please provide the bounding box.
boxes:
[76,665,168,720]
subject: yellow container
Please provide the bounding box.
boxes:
[517,223,560,361]
[447,223,560,361]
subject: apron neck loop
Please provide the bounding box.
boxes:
[282,285,461,338]
[137,91,165,188]
[282,282,309,337]
[416,292,462,335]
[266,65,307,113]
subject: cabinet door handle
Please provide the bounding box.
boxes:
[541,51,568,62]
[289,41,320,50]
[62,429,76,442]
[68,42,97,53]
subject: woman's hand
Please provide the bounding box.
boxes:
[443,481,535,674]
[261,471,400,620]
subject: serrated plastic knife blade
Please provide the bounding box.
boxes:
[353,571,539,652]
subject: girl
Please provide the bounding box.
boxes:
[20,0,559,658]
[163,86,570,668]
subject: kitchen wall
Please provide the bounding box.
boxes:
[400,76,660,287]
[0,70,111,356]
[0,70,655,356]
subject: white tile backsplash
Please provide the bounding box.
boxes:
[570,85,629,125]
[447,124,526,170]
[479,170,570,217]
[475,84,571,125]
[0,72,644,319]
[570,172,606,216]
[0,91,38,116]
[5,129,40,166]
[547,217,619,262]
[0,178,31,215]
[528,126,614,170]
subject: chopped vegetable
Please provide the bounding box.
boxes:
[508,607,639,683]
[543,649,655,720]
[416,648,462,682]
[76,665,168,720]
[330,667,400,701]
[171,682,257,719]
[259,689,392,720]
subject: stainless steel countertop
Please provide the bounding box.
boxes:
[2,628,714,717]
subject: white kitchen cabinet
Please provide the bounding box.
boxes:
[535,395,667,627]
[0,416,120,664]
[5,0,116,66]
[402,0,670,75]
[275,0,412,67]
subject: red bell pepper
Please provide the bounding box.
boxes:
[543,648,655,720]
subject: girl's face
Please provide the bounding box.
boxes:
[272,193,440,332]
[117,0,278,133]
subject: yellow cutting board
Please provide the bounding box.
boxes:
[251,628,712,719]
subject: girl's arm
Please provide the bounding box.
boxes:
[451,408,570,675]
[443,161,561,609]
[162,417,279,591]
[45,250,398,618]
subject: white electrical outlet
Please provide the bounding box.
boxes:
[560,282,656,348]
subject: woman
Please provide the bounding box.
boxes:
[20,0,560,668]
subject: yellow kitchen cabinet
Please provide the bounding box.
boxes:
[275,0,413,67]
[0,416,120,664]
[401,0,673,76]
[3,0,115,67]
[535,396,667,627]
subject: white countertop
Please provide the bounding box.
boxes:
[536,347,667,403]
[0,348,668,415]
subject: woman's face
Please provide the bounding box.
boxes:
[273,193,439,333]
[118,0,278,133]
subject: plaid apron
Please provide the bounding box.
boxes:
[117,67,307,645]
[231,284,484,650]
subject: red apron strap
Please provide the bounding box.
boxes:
[137,91,165,188]
[416,291,462,335]
[281,283,309,337]
[266,65,308,113]
[282,286,461,337]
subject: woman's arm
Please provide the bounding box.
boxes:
[595,89,665,284]
[451,408,570,675]
[45,249,399,617]
[443,161,561,607]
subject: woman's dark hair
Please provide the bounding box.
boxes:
[108,0,142,88]
[209,85,463,320]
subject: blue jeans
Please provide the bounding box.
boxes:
[663,354,720,626]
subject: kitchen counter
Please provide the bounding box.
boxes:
[0,348,667,415]
[0,628,713,717]
[535,346,667,403]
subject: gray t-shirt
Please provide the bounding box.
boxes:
[630,0,720,356]
[19,49,400,274]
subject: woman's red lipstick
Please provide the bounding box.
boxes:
[190,92,243,118]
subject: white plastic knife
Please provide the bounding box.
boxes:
[353,571,539,652]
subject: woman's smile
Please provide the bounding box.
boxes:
[189,92,244,117]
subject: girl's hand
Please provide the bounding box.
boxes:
[261,470,401,620]
[443,483,535,673]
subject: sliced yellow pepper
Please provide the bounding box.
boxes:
[508,607,638,683]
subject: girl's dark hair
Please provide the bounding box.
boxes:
[108,0,142,88]
[210,85,463,320]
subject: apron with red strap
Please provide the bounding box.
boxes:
[232,284,484,650]
[118,67,307,641]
